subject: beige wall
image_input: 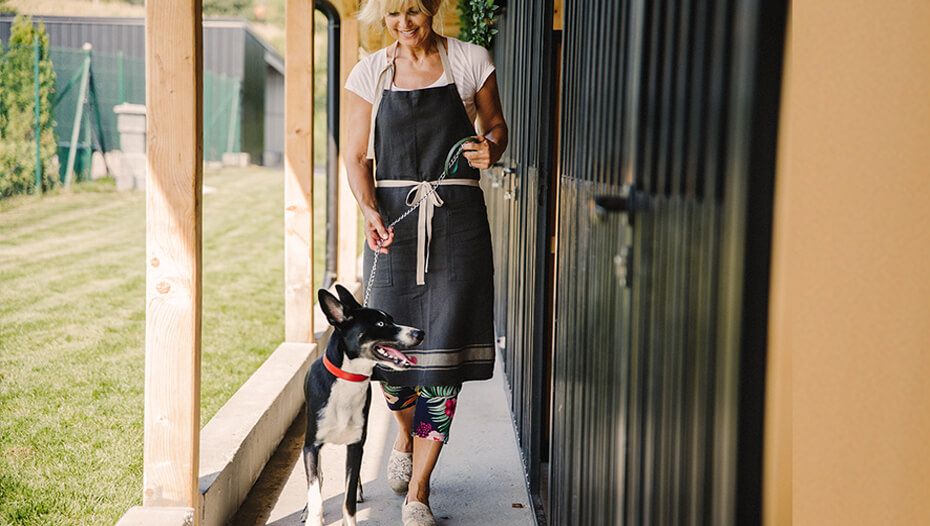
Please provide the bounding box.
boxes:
[768,2,930,525]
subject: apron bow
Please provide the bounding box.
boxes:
[375,178,481,285]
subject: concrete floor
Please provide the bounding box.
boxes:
[231,360,535,526]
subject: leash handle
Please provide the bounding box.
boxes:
[364,137,477,307]
[444,137,479,177]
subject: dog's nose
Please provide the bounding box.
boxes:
[413,329,425,342]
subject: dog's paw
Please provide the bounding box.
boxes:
[305,484,324,526]
[304,510,323,526]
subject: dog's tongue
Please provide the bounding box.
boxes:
[379,345,417,366]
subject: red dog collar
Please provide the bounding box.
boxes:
[323,354,369,382]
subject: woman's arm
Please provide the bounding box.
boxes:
[345,89,394,253]
[462,71,508,169]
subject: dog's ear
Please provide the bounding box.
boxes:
[318,289,350,326]
[335,284,362,311]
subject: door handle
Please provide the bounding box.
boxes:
[591,185,641,223]
[591,185,637,289]
[593,195,631,214]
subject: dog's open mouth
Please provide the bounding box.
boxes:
[375,345,417,367]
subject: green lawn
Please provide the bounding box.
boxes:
[0,167,330,525]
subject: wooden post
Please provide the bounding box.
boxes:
[337,18,360,283]
[285,0,315,342]
[143,0,203,521]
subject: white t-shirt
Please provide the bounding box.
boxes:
[345,36,496,126]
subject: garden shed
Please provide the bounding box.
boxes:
[0,14,284,165]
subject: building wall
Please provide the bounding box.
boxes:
[0,16,146,57]
[768,2,930,524]
[0,15,263,79]
[264,64,285,167]
[241,30,267,164]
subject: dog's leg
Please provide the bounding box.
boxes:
[356,384,371,505]
[343,441,364,526]
[303,441,323,526]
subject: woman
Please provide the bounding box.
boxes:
[344,0,508,524]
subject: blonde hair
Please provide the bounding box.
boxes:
[358,0,445,33]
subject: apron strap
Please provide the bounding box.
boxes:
[436,35,455,85]
[367,35,454,160]
[367,43,397,159]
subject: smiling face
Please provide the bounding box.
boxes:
[384,3,434,49]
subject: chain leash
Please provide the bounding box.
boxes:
[364,138,474,307]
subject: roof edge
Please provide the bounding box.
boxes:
[0,14,283,64]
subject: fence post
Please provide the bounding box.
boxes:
[336,18,360,283]
[64,43,92,187]
[118,50,125,104]
[284,0,315,343]
[225,81,240,154]
[204,73,213,161]
[143,0,203,521]
[34,36,41,193]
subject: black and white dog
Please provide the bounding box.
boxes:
[302,285,423,526]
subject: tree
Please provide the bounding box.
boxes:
[0,16,57,197]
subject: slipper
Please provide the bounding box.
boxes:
[388,448,413,494]
[402,498,436,526]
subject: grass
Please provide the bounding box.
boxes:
[0,166,332,525]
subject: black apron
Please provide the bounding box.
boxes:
[363,36,495,387]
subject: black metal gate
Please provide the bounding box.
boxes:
[484,0,556,514]
[486,0,785,524]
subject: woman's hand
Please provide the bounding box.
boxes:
[363,207,395,254]
[461,136,499,170]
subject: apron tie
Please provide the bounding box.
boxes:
[376,178,481,285]
[406,181,443,285]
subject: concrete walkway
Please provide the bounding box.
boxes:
[231,359,535,526]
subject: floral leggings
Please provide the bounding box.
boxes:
[379,383,462,443]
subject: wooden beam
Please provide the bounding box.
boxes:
[285,0,315,342]
[143,0,203,521]
[553,0,563,31]
[337,18,360,283]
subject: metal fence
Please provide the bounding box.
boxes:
[486,0,787,524]
[485,0,556,516]
[1,40,242,192]
[50,44,241,165]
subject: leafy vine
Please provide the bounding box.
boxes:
[457,0,501,49]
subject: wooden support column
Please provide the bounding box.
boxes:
[337,17,360,283]
[143,0,203,521]
[285,0,315,342]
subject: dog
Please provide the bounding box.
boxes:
[302,284,423,526]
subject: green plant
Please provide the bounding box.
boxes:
[457,0,501,49]
[0,15,57,198]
